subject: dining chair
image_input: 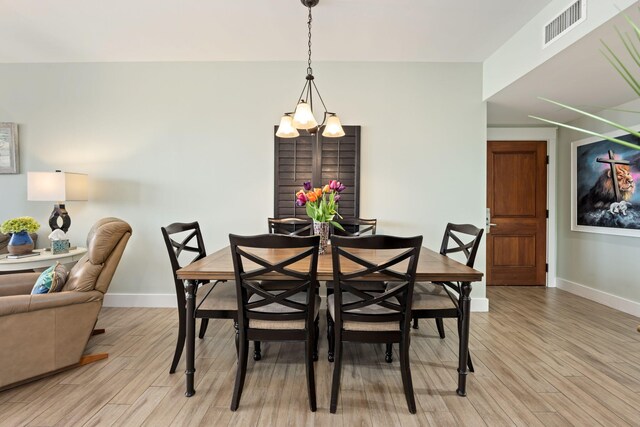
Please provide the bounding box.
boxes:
[229,233,321,412]
[162,222,259,374]
[331,217,377,237]
[267,217,313,236]
[409,223,483,371]
[328,234,423,414]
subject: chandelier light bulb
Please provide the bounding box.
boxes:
[292,101,318,130]
[322,114,346,138]
[276,115,300,138]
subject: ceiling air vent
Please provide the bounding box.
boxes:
[544,0,586,47]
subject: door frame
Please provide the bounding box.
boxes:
[486,127,557,288]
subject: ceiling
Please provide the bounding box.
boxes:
[487,5,640,126]
[0,0,555,63]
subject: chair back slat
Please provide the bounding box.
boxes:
[332,218,377,237]
[439,223,484,268]
[268,218,313,236]
[161,221,208,308]
[331,235,422,327]
[229,234,320,329]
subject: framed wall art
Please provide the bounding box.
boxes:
[572,127,640,237]
[0,122,19,174]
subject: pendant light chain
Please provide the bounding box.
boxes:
[307,6,313,75]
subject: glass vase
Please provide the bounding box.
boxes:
[313,221,330,255]
[7,231,34,255]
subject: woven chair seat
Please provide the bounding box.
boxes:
[328,293,400,332]
[248,292,320,330]
[196,282,237,312]
[411,282,456,310]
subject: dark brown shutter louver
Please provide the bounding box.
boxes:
[274,125,361,219]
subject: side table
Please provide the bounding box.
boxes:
[0,247,87,272]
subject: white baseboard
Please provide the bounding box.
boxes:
[556,278,640,317]
[104,293,490,312]
[103,293,176,308]
[471,297,489,312]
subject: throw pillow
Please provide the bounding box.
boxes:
[31,262,68,294]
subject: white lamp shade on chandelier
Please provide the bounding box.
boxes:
[292,101,318,130]
[322,114,346,137]
[275,115,300,138]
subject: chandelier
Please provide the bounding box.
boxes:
[276,0,345,139]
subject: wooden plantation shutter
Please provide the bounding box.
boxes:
[274,125,361,219]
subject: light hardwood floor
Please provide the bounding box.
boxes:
[1,287,640,426]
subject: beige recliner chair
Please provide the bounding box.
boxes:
[0,218,132,390]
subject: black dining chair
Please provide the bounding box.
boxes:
[328,234,422,414]
[161,221,259,374]
[268,217,313,236]
[229,233,321,412]
[331,218,377,237]
[410,223,483,371]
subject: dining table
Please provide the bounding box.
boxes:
[176,245,483,398]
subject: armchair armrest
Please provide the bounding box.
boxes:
[0,290,103,316]
[0,272,40,297]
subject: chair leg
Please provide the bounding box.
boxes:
[313,317,320,362]
[436,318,446,339]
[412,317,419,329]
[385,343,393,363]
[399,335,417,414]
[327,311,335,362]
[306,335,317,411]
[230,336,249,411]
[330,340,343,414]
[170,308,186,374]
[234,321,239,356]
[253,341,262,361]
[198,318,209,339]
[467,352,475,373]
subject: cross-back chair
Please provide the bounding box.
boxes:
[268,217,312,236]
[162,222,254,374]
[410,223,483,371]
[229,233,321,412]
[328,234,423,414]
[332,218,377,237]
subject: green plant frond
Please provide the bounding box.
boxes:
[330,220,345,231]
[529,115,640,150]
[538,97,640,138]
[625,31,640,65]
[625,14,640,42]
[617,27,640,68]
[600,46,640,96]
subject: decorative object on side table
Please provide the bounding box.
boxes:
[27,170,88,233]
[49,229,70,254]
[0,216,40,256]
[0,122,19,174]
[295,180,345,254]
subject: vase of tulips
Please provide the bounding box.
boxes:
[295,180,346,254]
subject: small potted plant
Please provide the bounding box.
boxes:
[295,180,345,254]
[0,216,40,255]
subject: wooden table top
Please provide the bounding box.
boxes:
[177,246,483,283]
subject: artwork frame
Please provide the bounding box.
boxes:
[571,126,640,237]
[0,122,19,174]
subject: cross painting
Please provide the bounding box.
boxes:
[572,129,640,237]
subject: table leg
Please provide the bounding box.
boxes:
[185,280,197,397]
[457,281,472,397]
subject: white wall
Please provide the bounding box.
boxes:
[0,62,487,308]
[557,98,640,314]
[483,0,636,100]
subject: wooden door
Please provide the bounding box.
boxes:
[487,141,547,285]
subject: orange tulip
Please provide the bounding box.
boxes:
[307,192,317,202]
[322,185,330,193]
[315,188,322,198]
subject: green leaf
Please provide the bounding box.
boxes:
[538,97,640,138]
[601,40,640,96]
[331,220,345,231]
[529,115,640,150]
[305,202,315,220]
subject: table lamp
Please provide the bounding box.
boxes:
[27,171,88,233]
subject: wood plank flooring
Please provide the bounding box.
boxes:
[1,287,640,426]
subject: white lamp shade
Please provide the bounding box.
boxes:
[275,115,300,138]
[292,101,318,130]
[28,172,88,202]
[322,115,346,138]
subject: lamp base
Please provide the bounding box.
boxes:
[301,0,319,7]
[49,203,71,233]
